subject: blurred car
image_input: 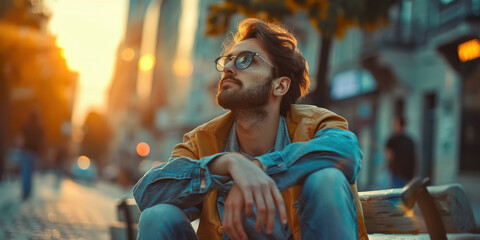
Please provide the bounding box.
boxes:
[70,155,98,182]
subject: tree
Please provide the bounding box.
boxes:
[0,0,76,178]
[206,0,396,107]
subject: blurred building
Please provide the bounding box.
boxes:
[327,0,480,189]
[0,0,77,174]
[107,0,188,182]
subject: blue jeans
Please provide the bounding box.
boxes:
[296,168,357,239]
[138,168,357,240]
[21,151,36,199]
[138,203,198,240]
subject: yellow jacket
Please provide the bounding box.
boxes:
[171,104,368,240]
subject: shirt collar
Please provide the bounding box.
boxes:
[224,116,291,156]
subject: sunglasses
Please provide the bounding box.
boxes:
[215,51,274,72]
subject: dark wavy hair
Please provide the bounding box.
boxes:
[223,18,311,116]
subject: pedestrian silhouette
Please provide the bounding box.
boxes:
[385,115,417,188]
[20,108,45,200]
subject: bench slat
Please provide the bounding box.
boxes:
[360,184,477,234]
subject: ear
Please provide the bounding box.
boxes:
[272,77,291,97]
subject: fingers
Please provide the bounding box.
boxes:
[272,186,287,224]
[263,184,276,234]
[224,200,245,240]
[223,203,239,240]
[244,189,254,218]
[253,181,286,234]
[224,184,247,240]
[253,185,266,232]
[232,201,247,240]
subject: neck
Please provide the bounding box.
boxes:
[233,106,280,157]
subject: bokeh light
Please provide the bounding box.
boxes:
[138,54,155,71]
[136,142,150,157]
[77,156,91,170]
[172,58,193,78]
[121,48,135,62]
[458,39,480,62]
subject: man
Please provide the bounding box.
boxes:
[385,115,416,188]
[133,18,367,240]
[20,107,44,200]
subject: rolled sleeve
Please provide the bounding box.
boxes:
[133,152,231,211]
[255,128,362,184]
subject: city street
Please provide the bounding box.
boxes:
[0,173,133,240]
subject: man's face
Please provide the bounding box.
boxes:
[216,38,275,111]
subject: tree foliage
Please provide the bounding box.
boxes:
[207,0,396,38]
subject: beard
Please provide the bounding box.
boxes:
[216,77,273,111]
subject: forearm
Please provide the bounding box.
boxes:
[256,128,363,185]
[133,153,229,211]
[208,152,262,175]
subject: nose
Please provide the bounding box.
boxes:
[222,58,236,74]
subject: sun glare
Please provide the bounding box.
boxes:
[46,0,128,127]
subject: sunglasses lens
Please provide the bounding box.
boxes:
[235,52,253,70]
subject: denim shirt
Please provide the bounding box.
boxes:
[133,126,362,212]
[216,117,292,240]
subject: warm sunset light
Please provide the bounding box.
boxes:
[77,156,91,170]
[458,39,480,62]
[46,0,127,127]
[136,142,151,157]
[122,48,135,62]
[173,58,193,78]
[139,54,156,71]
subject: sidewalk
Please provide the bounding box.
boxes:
[0,173,133,240]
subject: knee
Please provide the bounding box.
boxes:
[139,204,185,229]
[302,168,351,202]
[305,168,347,188]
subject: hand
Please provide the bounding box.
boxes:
[226,153,287,234]
[223,184,247,240]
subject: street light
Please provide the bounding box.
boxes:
[457,39,480,63]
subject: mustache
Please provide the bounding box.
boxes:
[220,76,242,86]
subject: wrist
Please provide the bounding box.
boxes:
[225,152,244,173]
[252,159,263,169]
[209,153,233,175]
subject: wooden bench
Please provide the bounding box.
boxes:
[110,179,479,240]
[360,180,479,239]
